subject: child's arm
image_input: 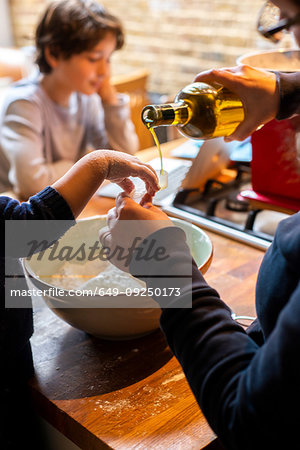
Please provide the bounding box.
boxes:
[0,99,75,199]
[95,72,139,154]
[97,73,119,106]
[52,150,158,217]
[1,150,158,258]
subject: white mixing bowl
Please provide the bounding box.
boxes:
[23,216,213,340]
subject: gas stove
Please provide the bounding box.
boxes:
[163,162,288,251]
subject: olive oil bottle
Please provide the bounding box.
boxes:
[142,82,244,140]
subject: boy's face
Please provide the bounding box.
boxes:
[51,32,117,95]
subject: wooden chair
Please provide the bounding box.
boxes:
[111,69,154,150]
[0,47,25,81]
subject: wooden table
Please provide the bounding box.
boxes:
[29,139,265,449]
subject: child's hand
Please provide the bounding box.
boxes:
[99,192,172,272]
[97,72,119,105]
[52,150,159,218]
[99,150,159,196]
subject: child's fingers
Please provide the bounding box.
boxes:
[140,192,153,206]
[116,178,135,193]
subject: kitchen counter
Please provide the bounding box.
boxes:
[28,139,265,449]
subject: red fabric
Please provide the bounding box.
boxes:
[238,189,300,212]
[251,118,300,200]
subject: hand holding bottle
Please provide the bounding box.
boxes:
[142,80,244,140]
[194,65,279,141]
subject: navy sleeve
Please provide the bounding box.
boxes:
[0,186,74,221]
[0,186,75,258]
[131,224,300,449]
[0,186,75,382]
[275,71,300,120]
[255,212,300,338]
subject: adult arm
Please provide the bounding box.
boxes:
[153,229,297,450]
[101,196,300,450]
[276,71,300,119]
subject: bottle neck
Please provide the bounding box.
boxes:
[142,102,190,127]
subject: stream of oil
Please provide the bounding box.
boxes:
[147,126,163,175]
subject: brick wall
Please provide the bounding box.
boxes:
[9,0,274,96]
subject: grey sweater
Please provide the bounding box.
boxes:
[0,77,139,198]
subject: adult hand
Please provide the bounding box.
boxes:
[99,192,172,272]
[194,65,279,141]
